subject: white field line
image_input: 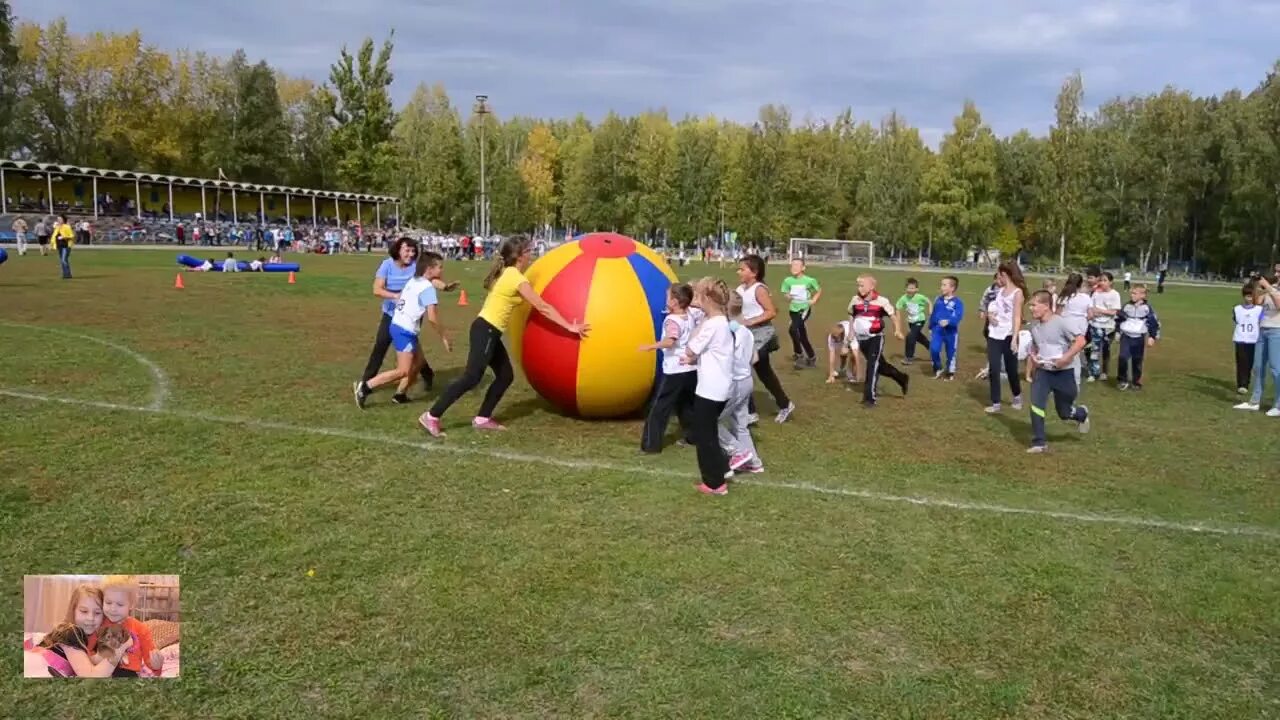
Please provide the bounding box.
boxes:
[0,321,170,410]
[2,388,1277,541]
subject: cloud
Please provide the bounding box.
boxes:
[11,0,1279,142]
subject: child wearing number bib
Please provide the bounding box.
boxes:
[780,259,822,369]
[895,277,931,364]
[1232,283,1264,394]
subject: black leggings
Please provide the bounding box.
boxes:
[429,318,513,419]
[986,335,1022,404]
[692,395,729,489]
[362,313,434,383]
[788,309,816,359]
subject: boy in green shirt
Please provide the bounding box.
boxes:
[895,277,931,364]
[780,259,823,369]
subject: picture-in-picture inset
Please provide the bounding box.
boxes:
[23,574,181,678]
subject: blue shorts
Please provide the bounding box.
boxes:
[389,324,420,353]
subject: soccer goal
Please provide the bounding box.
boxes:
[788,238,874,267]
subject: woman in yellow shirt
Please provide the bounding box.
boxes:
[421,235,588,436]
[53,215,75,279]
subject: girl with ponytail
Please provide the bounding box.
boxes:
[420,235,588,436]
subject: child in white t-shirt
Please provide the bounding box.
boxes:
[638,283,701,453]
[681,277,735,496]
[354,252,452,407]
[221,252,239,272]
[719,292,762,474]
[1232,282,1263,395]
[249,257,265,272]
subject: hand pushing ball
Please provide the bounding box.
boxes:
[510,233,678,418]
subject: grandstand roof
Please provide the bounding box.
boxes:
[0,160,398,203]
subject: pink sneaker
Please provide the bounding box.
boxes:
[472,417,507,431]
[419,413,445,438]
[696,483,728,496]
[742,464,764,474]
[728,450,755,471]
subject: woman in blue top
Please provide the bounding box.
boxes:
[360,237,447,396]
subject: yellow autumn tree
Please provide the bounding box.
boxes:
[519,123,559,228]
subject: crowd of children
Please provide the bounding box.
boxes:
[349,236,1280,494]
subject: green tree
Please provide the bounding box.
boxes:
[327,33,396,192]
[0,1,18,155]
[394,83,468,231]
[937,101,1005,260]
[670,115,723,244]
[630,111,676,240]
[559,115,595,232]
[1045,72,1088,267]
[860,112,927,256]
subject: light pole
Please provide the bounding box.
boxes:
[474,95,491,237]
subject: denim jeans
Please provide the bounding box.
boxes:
[57,244,72,278]
[1249,327,1280,407]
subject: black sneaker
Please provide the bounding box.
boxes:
[391,393,411,404]
[900,375,910,397]
[353,381,370,409]
[861,400,877,408]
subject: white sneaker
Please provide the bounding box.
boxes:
[1234,401,1260,411]
[774,402,795,423]
[1076,405,1090,434]
[745,413,760,426]
[1011,396,1024,411]
[1267,408,1280,418]
[1026,445,1047,454]
[984,404,1002,414]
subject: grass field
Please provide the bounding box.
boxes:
[3,248,1278,719]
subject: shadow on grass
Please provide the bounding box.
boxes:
[1185,373,1235,403]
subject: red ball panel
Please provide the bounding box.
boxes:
[520,253,597,414]
[577,233,636,259]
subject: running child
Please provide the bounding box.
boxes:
[421,235,587,436]
[639,282,701,453]
[896,277,931,364]
[1233,282,1263,394]
[1024,290,1091,453]
[928,275,964,379]
[780,259,822,369]
[1115,284,1161,390]
[736,255,795,423]
[1086,271,1122,381]
[983,262,1027,414]
[680,277,735,495]
[720,292,763,474]
[847,274,908,407]
[354,252,452,406]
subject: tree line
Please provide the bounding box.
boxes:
[1,5,1278,273]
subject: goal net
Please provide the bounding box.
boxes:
[788,238,874,267]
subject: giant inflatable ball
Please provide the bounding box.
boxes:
[510,233,678,418]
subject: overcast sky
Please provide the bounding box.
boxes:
[13,0,1280,145]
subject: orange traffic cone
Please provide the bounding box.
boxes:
[457,289,469,306]
[174,273,185,290]
[288,271,296,285]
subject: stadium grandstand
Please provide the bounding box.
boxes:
[0,160,400,244]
